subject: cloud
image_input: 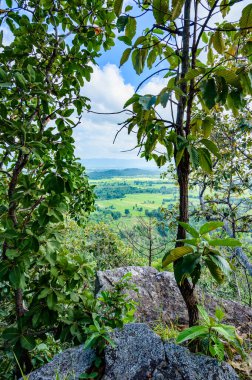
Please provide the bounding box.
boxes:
[74,64,169,160]
[74,64,135,159]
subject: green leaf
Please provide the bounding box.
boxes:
[114,0,124,16]
[20,335,36,350]
[125,17,136,40]
[43,173,65,194]
[0,261,11,280]
[27,64,36,82]
[6,0,13,6]
[205,257,225,284]
[208,238,241,247]
[125,5,133,12]
[202,32,208,43]
[212,31,225,54]
[116,15,128,32]
[153,0,169,24]
[38,287,52,299]
[215,76,229,104]
[172,0,185,20]
[214,68,240,88]
[240,4,252,31]
[131,49,145,75]
[209,336,225,361]
[207,254,231,277]
[199,221,223,235]
[188,146,199,170]
[184,68,204,81]
[215,308,225,322]
[200,79,217,109]
[175,147,185,166]
[200,139,221,158]
[160,92,170,108]
[0,67,7,81]
[118,36,132,46]
[207,47,214,65]
[9,266,25,289]
[162,246,194,267]
[212,325,236,341]
[2,327,20,344]
[120,48,131,67]
[147,49,157,69]
[198,147,213,174]
[15,72,27,88]
[178,222,199,238]
[174,253,200,284]
[176,325,208,344]
[197,305,210,325]
[83,332,100,349]
[47,292,57,310]
[191,263,201,286]
[201,117,214,138]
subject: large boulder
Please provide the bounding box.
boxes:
[96,266,252,332]
[102,323,239,380]
[22,324,239,380]
[21,345,95,380]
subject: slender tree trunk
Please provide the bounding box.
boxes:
[4,151,33,375]
[173,0,199,326]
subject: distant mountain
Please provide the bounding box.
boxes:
[88,168,159,180]
[81,158,158,171]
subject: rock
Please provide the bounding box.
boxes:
[102,323,239,380]
[102,323,165,380]
[20,345,95,380]
[23,323,239,380]
[96,266,252,332]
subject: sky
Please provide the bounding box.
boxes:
[74,0,250,165]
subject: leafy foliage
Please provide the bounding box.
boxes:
[83,273,138,354]
[0,0,117,376]
[162,221,240,285]
[176,306,246,362]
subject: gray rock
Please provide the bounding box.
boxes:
[161,343,239,380]
[96,266,252,332]
[23,323,239,380]
[102,323,239,380]
[20,345,95,380]
[102,323,165,380]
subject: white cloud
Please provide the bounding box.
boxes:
[74,64,136,159]
[74,64,174,159]
[74,65,170,160]
[139,76,166,95]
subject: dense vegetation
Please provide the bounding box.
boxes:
[0,0,251,379]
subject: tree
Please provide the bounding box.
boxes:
[119,217,168,265]
[0,0,116,375]
[84,222,139,270]
[117,0,252,325]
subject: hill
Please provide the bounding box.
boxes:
[88,168,159,180]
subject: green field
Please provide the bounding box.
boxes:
[91,174,200,227]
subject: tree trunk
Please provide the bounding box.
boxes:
[175,152,199,326]
[173,0,199,326]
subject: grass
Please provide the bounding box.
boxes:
[91,175,201,230]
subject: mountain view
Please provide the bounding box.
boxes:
[0,1,251,379]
